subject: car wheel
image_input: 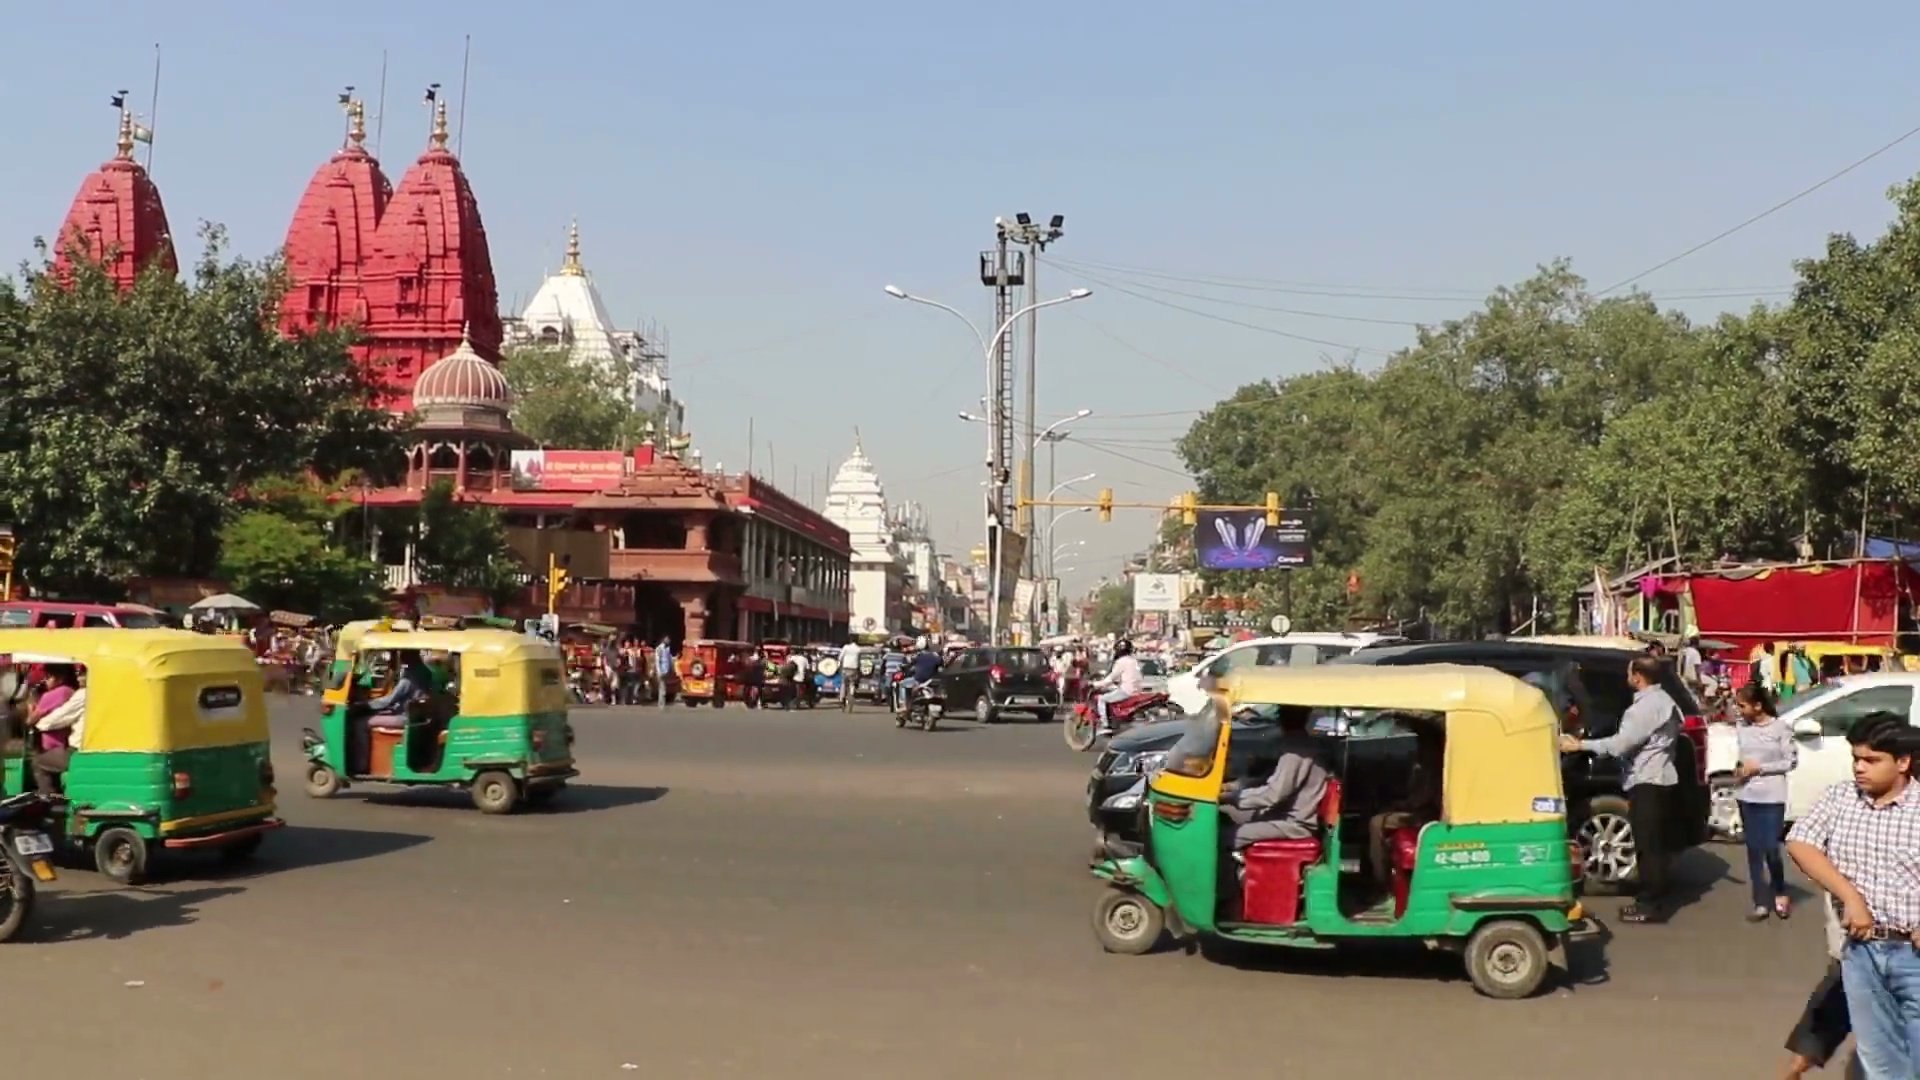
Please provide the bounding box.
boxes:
[1575,796,1637,895]
[1708,774,1743,842]
[1464,920,1550,999]
[1092,890,1164,955]
[979,701,997,725]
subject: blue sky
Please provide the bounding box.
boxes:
[5,1,1919,595]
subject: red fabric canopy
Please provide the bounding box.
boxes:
[1678,563,1913,647]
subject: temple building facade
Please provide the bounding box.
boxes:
[502,222,684,436]
[50,105,176,290]
[271,91,839,639]
[823,437,913,636]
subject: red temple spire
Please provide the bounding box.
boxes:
[50,100,176,290]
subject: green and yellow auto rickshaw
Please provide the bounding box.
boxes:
[0,629,282,884]
[303,627,576,813]
[1089,664,1583,998]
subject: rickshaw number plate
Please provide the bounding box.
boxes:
[13,833,52,856]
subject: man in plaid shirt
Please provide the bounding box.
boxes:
[1787,712,1920,1077]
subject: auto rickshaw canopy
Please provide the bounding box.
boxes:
[0,628,268,752]
[347,627,567,718]
[1161,663,1567,826]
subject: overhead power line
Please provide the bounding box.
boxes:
[1048,263,1393,357]
[1597,119,1920,295]
[1054,255,1792,303]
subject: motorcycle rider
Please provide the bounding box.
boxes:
[837,639,862,707]
[1092,638,1145,737]
[879,640,909,710]
[899,636,942,715]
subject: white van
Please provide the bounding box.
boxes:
[1166,632,1405,714]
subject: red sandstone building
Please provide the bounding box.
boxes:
[51,95,850,643]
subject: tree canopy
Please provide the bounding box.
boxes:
[500,345,649,450]
[0,226,403,596]
[1175,178,1920,636]
[1089,581,1133,637]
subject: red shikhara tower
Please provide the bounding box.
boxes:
[282,97,503,411]
[281,99,391,340]
[51,107,177,290]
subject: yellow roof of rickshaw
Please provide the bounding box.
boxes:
[1205,663,1567,825]
[1227,663,1553,722]
[0,627,257,673]
[353,627,560,663]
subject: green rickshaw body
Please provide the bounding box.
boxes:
[1090,664,1582,997]
[0,629,282,880]
[307,628,576,810]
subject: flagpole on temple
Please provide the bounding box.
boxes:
[144,43,161,171]
[374,49,388,157]
[456,33,472,157]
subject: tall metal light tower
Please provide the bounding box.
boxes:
[1002,213,1065,579]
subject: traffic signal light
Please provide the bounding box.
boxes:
[1097,488,1114,523]
[1180,492,1198,526]
[1266,491,1281,526]
[546,552,571,614]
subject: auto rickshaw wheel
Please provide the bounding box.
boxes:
[94,827,149,885]
[304,763,342,799]
[1093,890,1164,955]
[471,770,520,814]
[1463,919,1550,999]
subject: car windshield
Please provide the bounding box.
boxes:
[999,649,1048,671]
[1781,680,1852,714]
[1139,659,1167,676]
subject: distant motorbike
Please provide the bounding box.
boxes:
[1064,689,1173,752]
[0,792,57,942]
[897,680,944,732]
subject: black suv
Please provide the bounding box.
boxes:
[936,647,1059,722]
[1084,640,1709,893]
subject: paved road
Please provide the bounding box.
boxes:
[17,699,1826,1079]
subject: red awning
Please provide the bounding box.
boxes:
[1678,562,1914,647]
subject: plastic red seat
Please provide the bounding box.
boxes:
[1239,778,1342,926]
[1388,826,1421,918]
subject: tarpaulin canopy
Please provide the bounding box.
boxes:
[1662,562,1914,647]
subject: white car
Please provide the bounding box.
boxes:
[1137,657,1170,696]
[1705,672,1920,838]
[1166,632,1405,714]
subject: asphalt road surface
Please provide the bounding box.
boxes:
[15,698,1829,1079]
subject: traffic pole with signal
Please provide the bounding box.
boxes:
[546,552,571,616]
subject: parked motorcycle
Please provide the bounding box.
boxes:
[897,680,944,732]
[1063,690,1174,752]
[0,792,57,943]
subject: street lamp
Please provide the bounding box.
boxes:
[1053,539,1085,561]
[1032,408,1092,452]
[891,283,1093,645]
[1048,472,1095,499]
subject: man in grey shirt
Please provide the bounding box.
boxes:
[1560,654,1680,923]
[1222,705,1331,850]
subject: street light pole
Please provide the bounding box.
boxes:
[1003,213,1065,579]
[889,285,1091,646]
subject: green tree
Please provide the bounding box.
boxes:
[0,225,402,596]
[216,477,383,621]
[1089,581,1133,637]
[500,345,648,450]
[414,481,525,602]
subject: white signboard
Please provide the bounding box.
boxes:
[1132,573,1182,613]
